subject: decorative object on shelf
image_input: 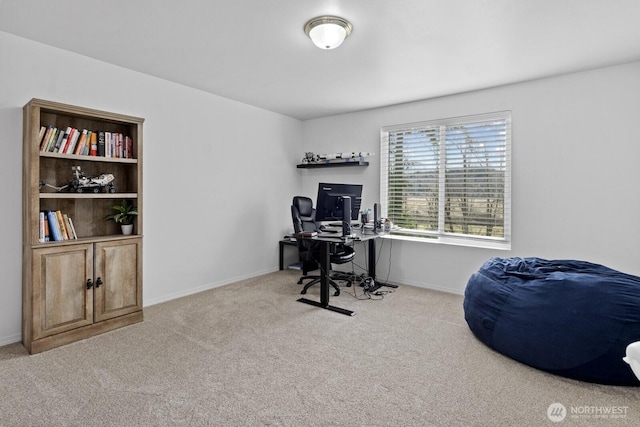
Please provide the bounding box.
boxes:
[70,166,115,194]
[300,151,373,165]
[121,224,134,235]
[105,199,138,234]
[39,166,116,194]
[304,15,353,50]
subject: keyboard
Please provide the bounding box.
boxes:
[321,227,341,233]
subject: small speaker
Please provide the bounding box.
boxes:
[341,196,351,236]
[374,203,380,229]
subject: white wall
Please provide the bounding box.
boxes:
[0,32,302,345]
[301,61,640,294]
[2,30,639,346]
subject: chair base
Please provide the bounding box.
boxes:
[298,272,354,297]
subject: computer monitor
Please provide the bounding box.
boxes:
[315,183,363,222]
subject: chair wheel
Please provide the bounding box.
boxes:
[300,289,307,294]
[297,279,303,284]
[334,290,340,297]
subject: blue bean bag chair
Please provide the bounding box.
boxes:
[464,257,640,386]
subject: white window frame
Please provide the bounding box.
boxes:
[380,111,511,250]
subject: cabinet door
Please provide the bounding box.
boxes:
[31,244,94,340]
[94,238,142,322]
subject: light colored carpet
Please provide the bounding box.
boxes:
[0,270,638,426]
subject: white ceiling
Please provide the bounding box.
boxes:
[1,0,640,120]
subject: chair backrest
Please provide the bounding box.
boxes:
[291,196,320,271]
[291,196,318,234]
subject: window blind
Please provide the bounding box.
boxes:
[380,111,511,247]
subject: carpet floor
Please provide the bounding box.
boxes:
[0,270,638,426]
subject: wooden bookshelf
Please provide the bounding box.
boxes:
[22,98,144,354]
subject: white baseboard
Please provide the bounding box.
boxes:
[328,267,465,296]
[389,278,465,296]
[143,267,278,307]
[0,333,22,347]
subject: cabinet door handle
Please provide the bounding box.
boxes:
[86,279,93,289]
[95,277,103,288]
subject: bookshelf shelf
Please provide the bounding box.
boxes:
[30,233,142,249]
[40,193,138,199]
[40,151,138,163]
[22,98,144,354]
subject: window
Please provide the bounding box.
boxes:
[380,111,511,249]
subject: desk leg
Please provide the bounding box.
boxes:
[367,236,399,292]
[319,241,330,305]
[279,241,285,270]
[297,240,356,316]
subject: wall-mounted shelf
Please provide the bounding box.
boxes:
[297,161,369,169]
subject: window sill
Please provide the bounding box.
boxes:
[382,231,511,251]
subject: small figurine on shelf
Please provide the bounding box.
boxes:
[300,151,374,165]
[38,166,116,194]
[301,152,319,164]
[69,166,115,194]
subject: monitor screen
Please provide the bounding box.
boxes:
[315,183,363,222]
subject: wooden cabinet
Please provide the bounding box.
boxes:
[31,244,94,341]
[22,99,144,354]
[94,238,142,322]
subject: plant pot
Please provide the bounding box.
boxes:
[121,224,134,235]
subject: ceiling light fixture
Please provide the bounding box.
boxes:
[304,16,353,50]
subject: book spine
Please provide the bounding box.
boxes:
[37,126,47,149]
[45,127,59,152]
[89,131,98,156]
[105,131,112,157]
[125,136,133,158]
[44,217,50,242]
[50,129,64,152]
[83,131,92,155]
[118,133,124,158]
[97,131,105,156]
[64,128,80,154]
[73,129,88,155]
[47,211,62,241]
[67,217,78,240]
[39,212,46,243]
[56,210,69,240]
[56,127,72,153]
[63,214,76,240]
[39,126,52,151]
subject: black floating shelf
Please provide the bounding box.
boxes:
[297,161,369,169]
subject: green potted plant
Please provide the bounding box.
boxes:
[105,199,138,235]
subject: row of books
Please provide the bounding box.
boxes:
[39,211,78,242]
[38,125,134,159]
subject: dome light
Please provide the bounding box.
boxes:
[304,16,353,50]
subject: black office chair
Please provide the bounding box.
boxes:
[291,196,355,296]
